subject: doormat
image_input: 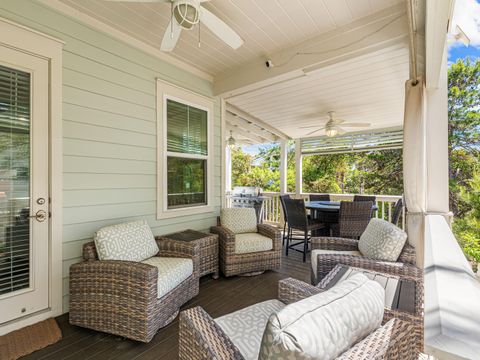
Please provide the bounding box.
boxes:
[0,318,62,360]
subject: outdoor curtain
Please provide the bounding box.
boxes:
[403,77,427,267]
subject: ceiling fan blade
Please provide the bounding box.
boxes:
[199,7,244,49]
[299,124,324,129]
[341,123,371,128]
[103,0,169,2]
[161,19,182,51]
[306,127,325,136]
[337,128,347,135]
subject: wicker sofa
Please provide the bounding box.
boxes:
[211,208,281,277]
[69,235,200,342]
[178,277,418,359]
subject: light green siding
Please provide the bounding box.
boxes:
[0,0,221,312]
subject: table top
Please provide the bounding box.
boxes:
[305,200,378,212]
[321,264,416,314]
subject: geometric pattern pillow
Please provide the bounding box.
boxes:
[258,273,385,360]
[94,220,159,262]
[358,218,407,262]
[220,207,258,234]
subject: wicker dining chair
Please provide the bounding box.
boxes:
[309,194,330,201]
[353,194,376,203]
[330,201,373,239]
[392,198,403,226]
[284,198,325,262]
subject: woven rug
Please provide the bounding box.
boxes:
[0,318,62,360]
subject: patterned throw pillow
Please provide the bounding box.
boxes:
[220,208,258,234]
[94,220,159,262]
[358,218,407,262]
[258,273,384,360]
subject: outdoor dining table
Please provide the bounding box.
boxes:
[305,200,379,236]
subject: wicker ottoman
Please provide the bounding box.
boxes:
[156,230,219,279]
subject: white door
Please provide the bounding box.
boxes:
[0,45,50,324]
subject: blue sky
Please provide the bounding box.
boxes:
[449,45,480,62]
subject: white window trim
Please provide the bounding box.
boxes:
[156,79,214,219]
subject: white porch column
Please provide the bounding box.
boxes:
[425,48,450,217]
[295,139,302,195]
[279,140,288,194]
[225,145,232,193]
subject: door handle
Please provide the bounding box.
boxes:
[29,210,46,222]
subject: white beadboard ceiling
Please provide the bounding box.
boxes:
[227,44,409,140]
[59,0,403,77]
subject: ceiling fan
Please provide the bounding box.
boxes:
[300,111,371,137]
[105,0,244,52]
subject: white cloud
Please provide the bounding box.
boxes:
[451,0,480,47]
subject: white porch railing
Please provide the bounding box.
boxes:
[225,192,405,229]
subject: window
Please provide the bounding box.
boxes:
[157,80,213,218]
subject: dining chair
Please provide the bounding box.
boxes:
[309,194,330,202]
[330,201,373,239]
[284,198,325,262]
[353,194,376,203]
[279,194,291,246]
[391,198,403,226]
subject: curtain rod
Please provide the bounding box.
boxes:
[406,0,419,85]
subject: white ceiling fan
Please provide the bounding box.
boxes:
[105,0,244,52]
[300,111,371,137]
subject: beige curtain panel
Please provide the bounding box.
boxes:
[403,77,426,267]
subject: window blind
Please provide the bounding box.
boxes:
[0,65,31,295]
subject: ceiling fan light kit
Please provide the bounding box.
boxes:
[173,1,199,30]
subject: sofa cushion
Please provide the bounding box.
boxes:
[215,300,285,360]
[258,273,384,360]
[141,256,193,299]
[358,218,407,262]
[235,233,273,254]
[221,208,257,234]
[310,249,362,284]
[94,220,159,262]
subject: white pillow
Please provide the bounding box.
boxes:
[258,273,384,360]
[358,218,407,262]
[94,220,159,262]
[220,208,257,234]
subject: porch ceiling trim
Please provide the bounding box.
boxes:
[301,128,403,156]
[225,112,277,143]
[214,4,409,97]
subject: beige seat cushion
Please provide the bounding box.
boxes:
[235,233,273,254]
[94,220,159,262]
[221,208,258,234]
[215,299,285,360]
[258,273,385,360]
[141,256,193,299]
[359,218,407,262]
[311,249,361,282]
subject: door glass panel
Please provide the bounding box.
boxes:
[0,65,31,295]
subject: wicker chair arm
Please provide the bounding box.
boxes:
[179,306,245,360]
[397,244,417,265]
[69,260,158,301]
[278,277,323,304]
[155,237,201,277]
[310,237,359,251]
[336,318,417,359]
[257,223,282,251]
[210,226,236,243]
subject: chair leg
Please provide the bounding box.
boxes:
[285,227,291,257]
[282,222,287,246]
[303,231,308,262]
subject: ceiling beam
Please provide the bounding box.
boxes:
[226,123,268,145]
[226,103,290,140]
[214,4,409,97]
[226,113,277,142]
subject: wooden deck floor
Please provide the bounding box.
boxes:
[22,252,310,360]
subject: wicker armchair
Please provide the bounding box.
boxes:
[310,236,420,285]
[211,208,281,277]
[178,278,418,360]
[69,237,200,342]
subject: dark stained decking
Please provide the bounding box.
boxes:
[22,251,311,360]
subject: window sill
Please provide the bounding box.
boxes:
[156,205,215,220]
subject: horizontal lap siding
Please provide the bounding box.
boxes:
[0,1,220,313]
